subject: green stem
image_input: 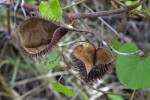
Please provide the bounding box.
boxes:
[0,76,16,99]
[10,57,20,89]
[0,92,14,99]
[62,0,86,10]
[143,3,150,16]
[69,70,131,98]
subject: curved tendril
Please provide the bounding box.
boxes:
[102,41,141,56]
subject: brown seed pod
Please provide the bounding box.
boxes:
[72,41,114,83]
[18,16,90,57]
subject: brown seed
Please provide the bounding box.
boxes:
[72,41,114,83]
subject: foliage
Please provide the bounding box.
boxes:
[126,1,142,14]
[46,51,61,70]
[39,0,62,21]
[107,94,124,100]
[25,0,37,4]
[116,43,150,89]
[110,37,121,56]
[50,81,73,97]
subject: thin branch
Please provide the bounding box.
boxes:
[79,19,141,56]
[60,56,132,98]
[65,7,129,19]
[15,82,47,100]
[112,0,150,21]
[65,0,146,19]
[7,5,10,34]
[6,0,20,39]
[130,90,136,100]
[112,0,147,8]
[69,70,131,98]
[57,54,71,83]
[0,92,14,99]
[102,41,141,56]
[111,0,126,7]
[0,0,6,3]
[59,39,79,46]
[21,0,27,17]
[62,0,86,10]
[82,3,122,40]
[143,3,150,16]
[2,0,146,20]
[13,72,68,86]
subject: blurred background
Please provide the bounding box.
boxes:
[0,0,150,100]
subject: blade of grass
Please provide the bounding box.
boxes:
[10,56,20,89]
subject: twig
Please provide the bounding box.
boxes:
[2,0,146,20]
[111,0,126,7]
[0,0,6,3]
[15,82,47,100]
[112,0,147,8]
[65,0,146,19]
[21,0,26,17]
[62,0,86,10]
[6,0,20,39]
[0,7,12,11]
[82,3,122,40]
[102,41,141,56]
[143,3,150,16]
[0,75,16,99]
[57,54,71,83]
[7,5,10,34]
[59,39,79,46]
[65,7,130,19]
[79,20,141,56]
[13,71,68,86]
[0,92,14,99]
[112,0,150,21]
[68,70,131,98]
[61,55,131,98]
[130,90,136,100]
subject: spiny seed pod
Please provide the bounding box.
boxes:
[18,16,90,57]
[72,41,114,83]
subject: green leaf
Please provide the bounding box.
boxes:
[111,37,121,51]
[116,43,150,89]
[46,51,60,70]
[149,88,150,97]
[111,37,122,57]
[39,0,62,21]
[126,1,142,14]
[25,0,37,4]
[50,81,73,97]
[107,94,124,100]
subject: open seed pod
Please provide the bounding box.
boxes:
[18,16,68,57]
[72,41,114,83]
[18,16,92,57]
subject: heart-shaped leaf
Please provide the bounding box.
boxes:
[50,81,73,97]
[46,51,60,70]
[39,0,62,21]
[116,43,150,89]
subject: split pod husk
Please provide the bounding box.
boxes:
[17,16,90,57]
[72,41,114,83]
